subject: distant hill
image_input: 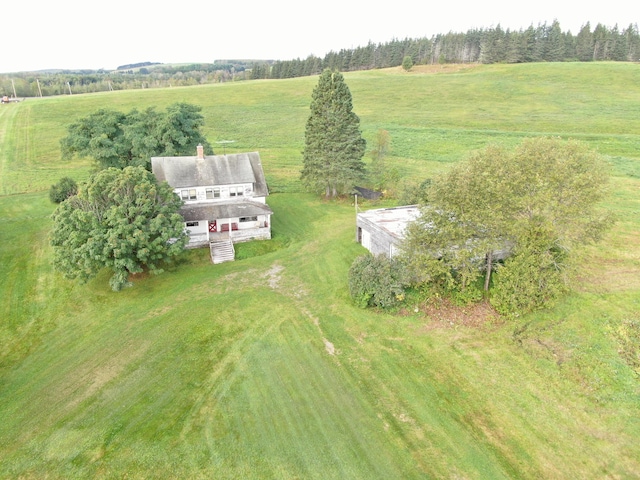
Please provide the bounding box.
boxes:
[116,61,162,71]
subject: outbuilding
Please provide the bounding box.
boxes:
[355,205,419,257]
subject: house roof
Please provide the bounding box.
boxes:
[180,200,273,222]
[151,151,269,196]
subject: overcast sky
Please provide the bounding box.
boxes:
[1,0,635,73]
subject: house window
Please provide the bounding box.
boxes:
[213,188,220,198]
[206,188,213,199]
[181,189,197,200]
[227,186,244,197]
[186,221,199,227]
[239,216,258,223]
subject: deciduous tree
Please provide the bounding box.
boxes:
[301,69,366,198]
[50,166,188,291]
[61,103,212,171]
[370,129,397,191]
[401,137,613,315]
[61,109,132,169]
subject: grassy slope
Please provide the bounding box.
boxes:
[0,63,639,479]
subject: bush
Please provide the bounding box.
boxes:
[397,178,431,205]
[491,230,569,318]
[448,280,484,306]
[348,254,409,308]
[49,177,78,203]
[402,56,414,71]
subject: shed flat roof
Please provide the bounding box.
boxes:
[357,205,420,239]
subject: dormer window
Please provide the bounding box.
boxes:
[181,189,196,200]
[229,186,244,197]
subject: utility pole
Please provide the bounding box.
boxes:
[36,79,43,97]
[11,79,17,99]
[215,140,236,155]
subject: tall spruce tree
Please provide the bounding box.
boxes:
[301,69,366,198]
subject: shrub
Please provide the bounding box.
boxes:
[402,56,414,71]
[491,231,569,318]
[49,177,78,203]
[397,178,431,205]
[348,254,409,308]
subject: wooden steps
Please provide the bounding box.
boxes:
[210,239,235,264]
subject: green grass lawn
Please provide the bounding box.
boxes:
[0,63,639,479]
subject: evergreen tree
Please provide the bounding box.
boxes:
[545,20,565,61]
[521,25,541,62]
[592,23,610,60]
[301,70,366,198]
[610,25,628,61]
[576,23,594,61]
[623,24,640,61]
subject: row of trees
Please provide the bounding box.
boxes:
[261,21,640,79]
[3,22,637,98]
[0,62,248,98]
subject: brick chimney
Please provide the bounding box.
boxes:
[196,144,204,159]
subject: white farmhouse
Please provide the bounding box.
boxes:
[152,145,272,263]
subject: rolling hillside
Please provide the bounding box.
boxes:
[1,63,639,479]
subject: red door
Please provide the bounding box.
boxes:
[208,220,217,232]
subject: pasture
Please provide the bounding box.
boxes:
[0,62,639,478]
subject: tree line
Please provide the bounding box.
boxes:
[262,21,639,79]
[2,22,637,98]
[0,62,249,98]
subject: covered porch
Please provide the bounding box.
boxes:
[180,200,273,248]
